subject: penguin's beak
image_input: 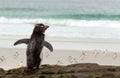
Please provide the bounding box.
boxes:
[44,25,49,30]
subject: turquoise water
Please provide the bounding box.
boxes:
[0,0,120,20]
[0,0,120,39]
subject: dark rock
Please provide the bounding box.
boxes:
[39,76,46,78]
[0,68,5,74]
[0,63,120,78]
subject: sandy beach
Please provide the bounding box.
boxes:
[1,35,120,70]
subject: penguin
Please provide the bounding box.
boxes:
[14,23,53,70]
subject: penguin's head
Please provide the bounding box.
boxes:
[33,23,49,33]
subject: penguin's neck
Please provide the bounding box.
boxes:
[31,32,45,39]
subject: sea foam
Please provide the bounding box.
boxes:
[0,17,120,28]
[0,17,120,39]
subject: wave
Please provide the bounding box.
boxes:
[0,17,120,28]
[51,14,120,20]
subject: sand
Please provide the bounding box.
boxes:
[0,35,120,70]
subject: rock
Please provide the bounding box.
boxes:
[0,63,120,78]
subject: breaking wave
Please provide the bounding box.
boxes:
[0,17,120,28]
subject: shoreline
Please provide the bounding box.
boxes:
[1,35,120,51]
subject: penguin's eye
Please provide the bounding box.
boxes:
[41,26,44,28]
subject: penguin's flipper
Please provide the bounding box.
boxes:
[42,41,53,52]
[14,39,30,45]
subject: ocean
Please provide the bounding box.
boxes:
[0,0,120,39]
